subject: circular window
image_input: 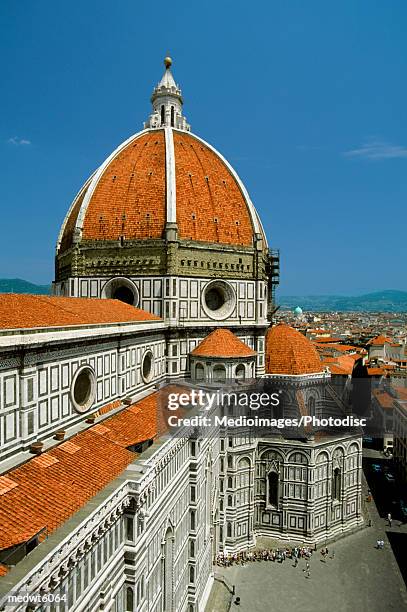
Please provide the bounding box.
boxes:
[71,366,96,414]
[112,285,134,304]
[202,281,236,320]
[206,287,224,310]
[141,350,154,383]
[102,277,139,306]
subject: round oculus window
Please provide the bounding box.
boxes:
[102,277,139,306]
[141,350,154,383]
[202,280,236,320]
[71,366,96,414]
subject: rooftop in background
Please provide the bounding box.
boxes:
[321,354,361,376]
[367,334,392,345]
[0,295,160,330]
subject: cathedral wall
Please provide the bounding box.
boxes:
[0,325,166,462]
[54,275,268,327]
[218,436,363,550]
[0,434,220,612]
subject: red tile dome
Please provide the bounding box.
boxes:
[265,323,323,375]
[57,128,263,254]
[192,329,256,358]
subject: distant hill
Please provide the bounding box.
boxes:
[0,278,51,295]
[278,290,407,313]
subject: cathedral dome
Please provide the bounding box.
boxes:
[265,323,323,375]
[57,60,266,255]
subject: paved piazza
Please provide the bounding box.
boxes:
[213,531,407,612]
[208,475,407,612]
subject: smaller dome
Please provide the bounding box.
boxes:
[265,323,323,375]
[294,306,303,315]
[191,329,256,358]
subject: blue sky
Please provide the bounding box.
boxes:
[1,0,406,295]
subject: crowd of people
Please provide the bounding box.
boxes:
[215,545,316,567]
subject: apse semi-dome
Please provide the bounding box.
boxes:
[265,323,323,375]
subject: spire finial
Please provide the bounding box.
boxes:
[164,56,172,69]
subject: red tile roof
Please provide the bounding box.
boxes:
[0,393,163,551]
[322,354,359,375]
[0,564,8,576]
[174,132,254,245]
[0,295,160,330]
[82,131,167,242]
[367,367,386,376]
[265,323,323,375]
[368,335,392,346]
[97,399,122,416]
[373,389,394,411]
[328,365,350,375]
[191,329,256,358]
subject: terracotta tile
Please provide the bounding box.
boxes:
[0,295,160,329]
[265,323,323,375]
[192,329,256,358]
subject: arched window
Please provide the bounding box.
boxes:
[235,364,245,381]
[289,452,308,465]
[160,105,165,125]
[213,365,226,383]
[308,396,315,415]
[332,468,341,501]
[227,495,233,507]
[126,587,134,611]
[267,471,279,507]
[171,105,175,127]
[227,522,232,538]
[195,363,204,381]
